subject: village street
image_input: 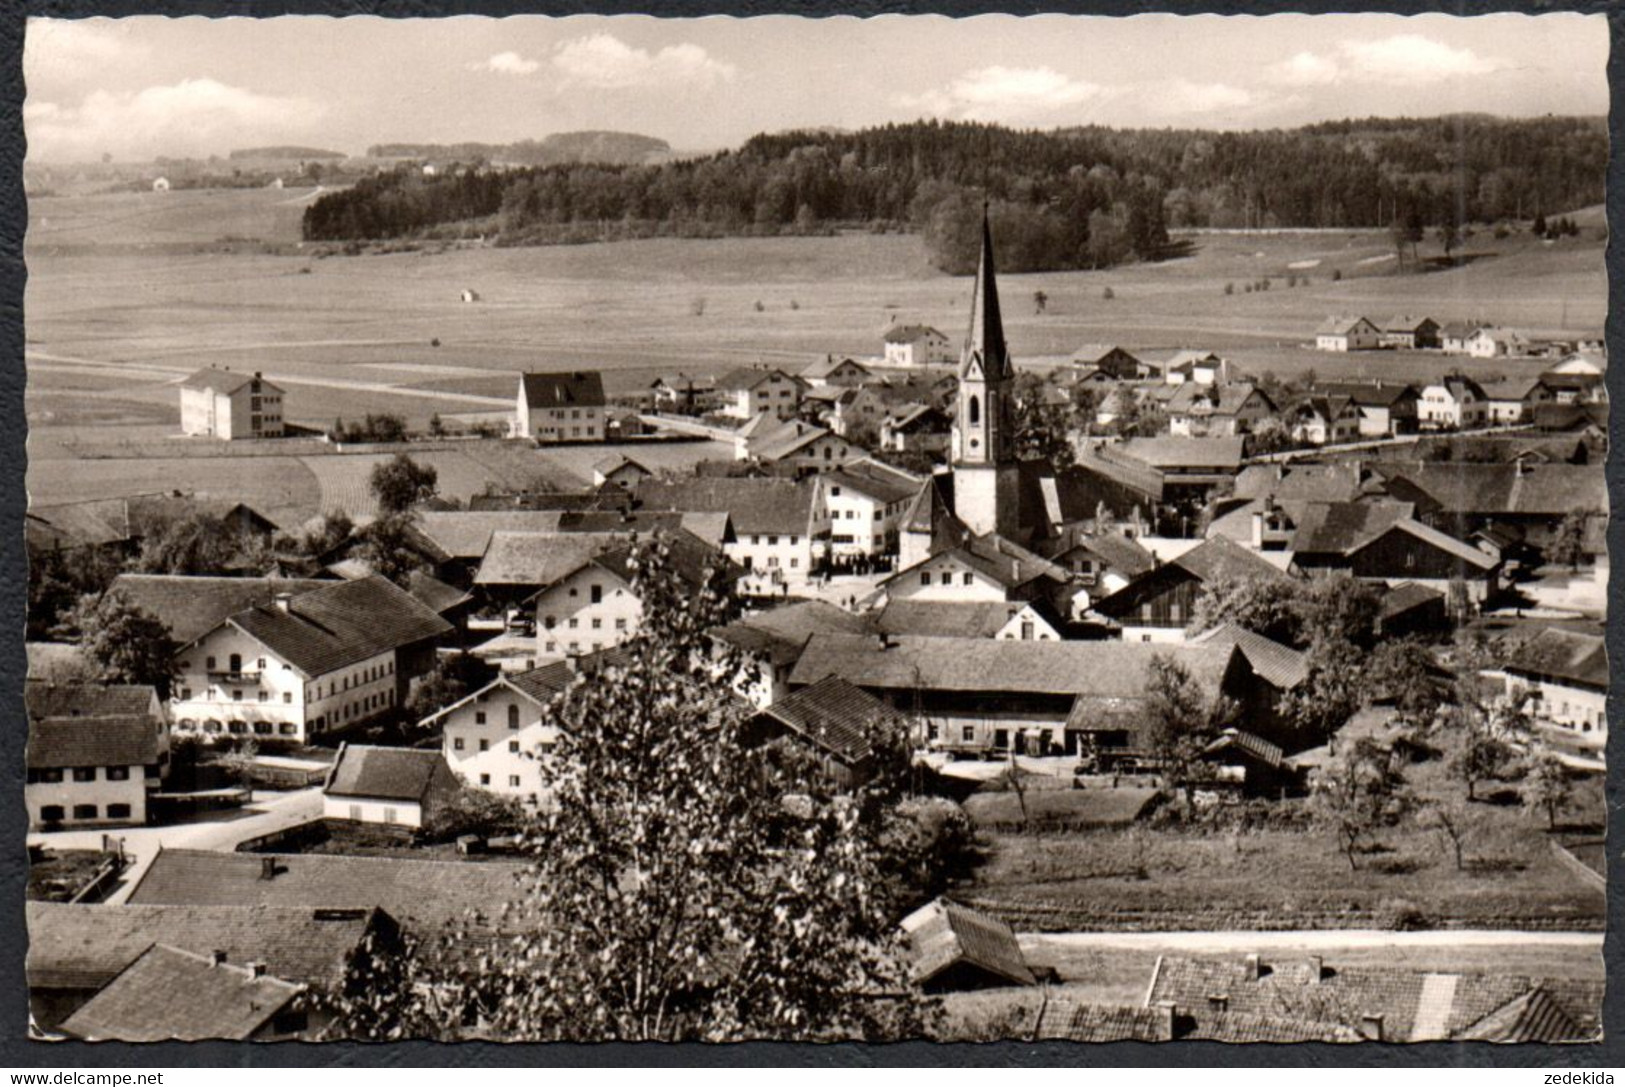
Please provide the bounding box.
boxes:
[29,785,325,904]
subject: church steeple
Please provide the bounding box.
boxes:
[962,209,1013,383]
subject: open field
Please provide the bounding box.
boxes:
[24,186,1606,514]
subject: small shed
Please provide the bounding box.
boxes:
[1200,728,1304,799]
[322,744,459,830]
[899,897,1036,992]
[459,289,481,303]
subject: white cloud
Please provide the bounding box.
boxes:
[26,78,325,162]
[898,65,1103,121]
[1151,80,1256,116]
[551,33,735,90]
[24,18,144,73]
[472,51,541,76]
[1265,35,1503,89]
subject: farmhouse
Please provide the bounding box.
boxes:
[1166,383,1276,438]
[1315,382,1420,437]
[1499,628,1607,742]
[1440,322,1487,354]
[591,454,651,490]
[1314,316,1381,352]
[1377,315,1441,350]
[322,743,459,830]
[883,324,953,367]
[25,681,169,830]
[1466,327,1532,358]
[178,368,285,440]
[882,532,1071,609]
[715,367,805,421]
[513,371,606,443]
[1159,350,1229,385]
[1478,378,1545,425]
[1071,343,1148,380]
[1418,375,1488,430]
[742,419,861,468]
[110,574,451,743]
[1287,502,1500,603]
[1373,461,1608,554]
[1286,395,1362,446]
[1042,528,1156,597]
[712,601,874,708]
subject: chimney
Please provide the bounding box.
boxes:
[273,593,292,613]
[1360,1013,1385,1042]
[248,962,267,979]
[1307,956,1324,984]
[211,950,228,967]
[1243,953,1261,981]
[1250,511,1264,549]
[259,857,278,881]
[1153,1000,1178,1042]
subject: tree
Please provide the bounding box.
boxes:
[428,413,445,438]
[370,454,439,514]
[1548,509,1591,571]
[1012,373,1077,470]
[326,535,926,1041]
[1532,212,1548,238]
[301,510,355,558]
[137,512,247,576]
[1364,638,1448,727]
[1423,799,1469,870]
[405,652,478,722]
[1312,737,1410,871]
[1524,754,1574,831]
[1187,574,1304,645]
[1032,290,1047,315]
[1142,653,1226,806]
[65,591,180,697]
[354,513,428,587]
[1435,221,1459,261]
[1277,637,1367,745]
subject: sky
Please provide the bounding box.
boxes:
[22,13,1610,163]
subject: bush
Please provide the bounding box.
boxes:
[1223,282,1234,295]
[753,300,765,313]
[1331,268,1342,281]
[1101,286,1115,301]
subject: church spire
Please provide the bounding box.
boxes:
[962,207,1012,382]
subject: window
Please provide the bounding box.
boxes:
[544,616,556,630]
[284,692,292,704]
[475,711,486,724]
[614,618,627,631]
[479,774,490,786]
[545,642,557,653]
[232,690,242,702]
[568,618,579,630]
[961,725,975,743]
[509,775,521,788]
[206,656,216,670]
[40,805,64,823]
[508,705,520,729]
[259,691,269,703]
[229,653,242,673]
[962,572,973,586]
[590,585,603,604]
[180,688,192,700]
[31,769,63,784]
[383,807,398,825]
[1021,621,1035,641]
[280,723,297,736]
[769,536,779,546]
[453,737,465,751]
[479,739,489,752]
[348,804,362,821]
[106,766,129,781]
[831,486,841,496]
[508,741,520,753]
[920,572,931,585]
[257,658,266,670]
[790,558,799,569]
[72,768,96,783]
[969,395,980,424]
[254,722,272,735]
[592,618,602,631]
[72,804,98,820]
[107,803,132,820]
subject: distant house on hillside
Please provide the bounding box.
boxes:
[799,355,873,389]
[1440,322,1487,354]
[1315,316,1381,352]
[715,367,805,421]
[1071,344,1149,380]
[1377,316,1441,350]
[1467,327,1532,358]
[883,325,953,367]
[1418,375,1489,430]
[513,371,606,443]
[179,368,285,440]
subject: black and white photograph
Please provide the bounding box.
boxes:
[17,11,1611,1047]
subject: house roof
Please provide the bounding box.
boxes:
[519,370,605,408]
[1189,625,1308,690]
[592,453,650,477]
[107,575,333,645]
[25,681,156,721]
[1071,343,1136,365]
[790,634,1234,700]
[716,366,798,392]
[125,849,530,937]
[473,531,626,587]
[1379,581,1446,621]
[1035,999,1357,1043]
[28,715,159,770]
[873,600,1049,640]
[886,532,1066,593]
[26,901,382,992]
[826,461,921,505]
[881,403,946,433]
[756,675,906,764]
[412,511,566,560]
[1479,378,1542,403]
[882,324,944,345]
[224,575,452,677]
[1118,436,1245,472]
[405,570,472,615]
[1316,315,1374,336]
[1289,501,1416,555]
[61,945,303,1042]
[1316,381,1418,408]
[178,368,283,396]
[1173,534,1291,583]
[1440,321,1487,339]
[712,601,875,667]
[1061,531,1156,577]
[1505,628,1607,689]
[800,355,871,380]
[635,477,819,537]
[1379,315,1438,333]
[900,898,1035,988]
[1375,462,1607,518]
[1458,987,1588,1043]
[1146,955,1602,1043]
[747,421,843,462]
[324,744,451,804]
[1202,727,1287,769]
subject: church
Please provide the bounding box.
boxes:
[897,212,1060,575]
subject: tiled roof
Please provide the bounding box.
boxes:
[1289,501,1416,555]
[790,634,1234,700]
[26,902,382,992]
[473,531,624,587]
[757,675,906,763]
[748,421,840,462]
[1202,727,1287,769]
[178,367,282,396]
[712,601,875,667]
[518,370,605,408]
[28,715,159,770]
[324,744,452,803]
[126,849,529,937]
[1232,463,1369,505]
[1119,436,1245,471]
[405,570,472,615]
[900,898,1035,988]
[800,355,871,380]
[411,511,565,560]
[1379,581,1445,620]
[716,366,797,392]
[592,453,650,476]
[467,490,631,513]
[1061,531,1156,577]
[1173,535,1291,583]
[227,575,453,677]
[1505,628,1607,690]
[107,575,333,645]
[25,681,157,721]
[1378,315,1437,334]
[1316,381,1418,408]
[1317,315,1373,335]
[1388,520,1499,571]
[1036,999,1357,1043]
[874,601,1036,639]
[883,324,944,344]
[826,460,922,505]
[1146,955,1603,1043]
[635,477,820,537]
[60,945,303,1042]
[1375,462,1607,518]
[1458,987,1590,1043]
[1190,625,1308,689]
[895,533,1067,592]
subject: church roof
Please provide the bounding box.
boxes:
[961,212,1013,382]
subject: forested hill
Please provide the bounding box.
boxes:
[366,131,673,167]
[303,115,1605,273]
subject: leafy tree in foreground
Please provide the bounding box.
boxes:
[1142,652,1229,806]
[328,534,927,1041]
[65,591,179,698]
[369,454,439,514]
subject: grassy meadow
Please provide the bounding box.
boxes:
[24,186,1607,518]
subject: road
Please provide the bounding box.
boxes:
[1020,929,1602,954]
[29,786,325,904]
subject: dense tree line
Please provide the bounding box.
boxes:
[303,116,1605,272]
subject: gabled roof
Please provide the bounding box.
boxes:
[1458,987,1588,1043]
[107,575,333,645]
[1384,519,1499,571]
[1059,531,1156,578]
[592,453,650,477]
[26,901,382,992]
[825,460,921,505]
[1440,320,1487,339]
[25,681,157,722]
[747,420,843,462]
[1379,581,1445,620]
[716,366,799,392]
[873,600,1051,640]
[412,511,565,561]
[178,367,283,396]
[1316,315,1375,336]
[1189,625,1309,689]
[713,600,874,667]
[1173,535,1291,583]
[1378,314,1438,333]
[223,575,453,677]
[1202,727,1287,769]
[1316,381,1419,408]
[1071,343,1137,365]
[881,402,946,432]
[1118,436,1245,472]
[882,323,945,345]
[518,370,605,408]
[799,355,872,380]
[900,898,1035,988]
[1375,461,1607,517]
[1036,999,1357,1043]
[1505,628,1607,689]
[405,570,472,615]
[756,675,906,764]
[61,945,303,1042]
[1289,501,1416,556]
[635,477,820,537]
[886,533,1066,593]
[28,715,159,770]
[473,531,625,588]
[324,744,452,804]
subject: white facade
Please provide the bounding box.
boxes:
[437,685,558,806]
[719,372,803,421]
[888,554,1010,604]
[322,793,427,829]
[994,603,1062,642]
[1418,383,1487,430]
[179,377,285,440]
[535,566,642,660]
[825,482,910,559]
[1315,319,1381,353]
[27,764,151,829]
[883,329,952,367]
[1503,672,1606,743]
[516,399,604,442]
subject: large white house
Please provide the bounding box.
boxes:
[823,460,922,561]
[513,371,606,442]
[25,682,169,830]
[111,574,451,744]
[635,477,831,596]
[1314,316,1381,353]
[179,368,285,440]
[1498,628,1607,745]
[714,367,805,421]
[882,325,953,367]
[1418,375,1489,430]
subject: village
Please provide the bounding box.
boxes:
[20,203,1609,1045]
